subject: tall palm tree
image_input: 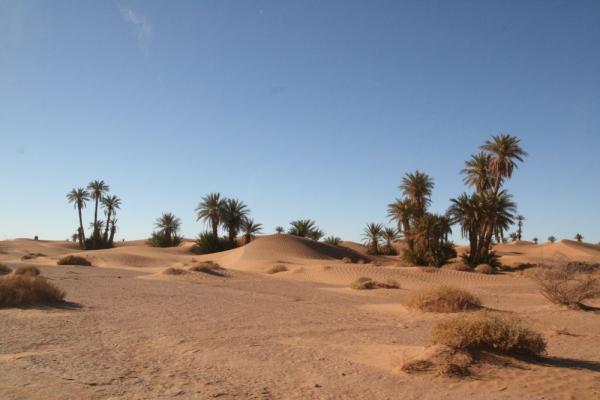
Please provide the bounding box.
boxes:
[87,180,110,247]
[515,215,525,240]
[362,223,383,255]
[155,213,181,245]
[241,218,263,244]
[400,171,434,217]
[288,219,318,238]
[461,152,493,193]
[547,235,556,243]
[221,198,249,243]
[195,193,225,240]
[480,134,527,194]
[275,226,284,234]
[101,195,121,241]
[575,233,583,242]
[66,188,90,247]
[382,227,399,253]
[387,198,413,234]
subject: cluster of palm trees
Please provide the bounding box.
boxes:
[195,192,263,246]
[449,134,526,267]
[362,224,399,255]
[386,171,454,265]
[66,180,121,249]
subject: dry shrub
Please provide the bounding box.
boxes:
[431,313,546,356]
[0,275,65,307]
[21,252,46,260]
[475,264,494,274]
[351,277,400,290]
[534,263,600,309]
[405,286,481,313]
[57,255,92,266]
[163,267,188,275]
[341,257,352,264]
[190,261,226,276]
[402,345,472,377]
[266,264,288,274]
[0,264,12,275]
[14,266,40,276]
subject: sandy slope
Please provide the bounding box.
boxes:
[1,236,599,399]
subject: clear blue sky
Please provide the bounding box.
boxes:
[1,0,599,243]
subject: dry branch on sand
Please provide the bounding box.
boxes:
[57,255,92,266]
[0,275,65,307]
[405,286,481,312]
[534,263,600,309]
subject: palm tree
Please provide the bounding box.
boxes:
[324,236,342,245]
[66,188,90,247]
[307,228,325,241]
[461,152,493,193]
[509,232,518,242]
[195,193,225,240]
[382,227,399,253]
[221,198,249,243]
[87,180,110,247]
[155,213,181,245]
[387,198,413,234]
[241,218,262,244]
[575,233,584,242]
[101,195,121,241]
[400,171,434,217]
[547,235,556,243]
[71,233,78,243]
[480,134,527,194]
[532,237,538,244]
[288,219,318,238]
[275,226,284,234]
[362,223,383,255]
[109,218,118,245]
[516,215,525,240]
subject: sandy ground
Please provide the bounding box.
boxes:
[1,236,599,399]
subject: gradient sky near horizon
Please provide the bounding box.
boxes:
[1,0,599,244]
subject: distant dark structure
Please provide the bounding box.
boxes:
[34,236,38,241]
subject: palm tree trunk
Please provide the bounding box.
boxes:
[103,209,111,241]
[92,198,99,248]
[109,224,116,244]
[212,218,218,240]
[77,205,86,248]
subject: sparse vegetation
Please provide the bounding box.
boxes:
[57,255,92,266]
[0,275,66,307]
[20,252,46,260]
[163,267,188,275]
[474,264,494,274]
[574,233,584,242]
[267,264,288,274]
[0,264,12,275]
[431,313,546,356]
[350,277,400,290]
[405,286,481,312]
[13,266,40,276]
[547,235,556,243]
[534,263,600,309]
[191,231,235,254]
[189,261,226,276]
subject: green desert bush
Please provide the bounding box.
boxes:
[191,231,236,255]
[57,255,92,266]
[267,264,288,274]
[431,313,546,356]
[0,275,66,307]
[534,263,600,309]
[351,277,400,290]
[148,231,182,248]
[13,266,40,276]
[163,267,188,275]
[405,286,481,313]
[189,261,226,276]
[475,264,495,274]
[0,264,11,275]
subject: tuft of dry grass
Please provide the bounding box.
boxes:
[163,267,188,276]
[351,277,400,290]
[57,255,92,266]
[266,264,288,274]
[0,275,65,307]
[534,263,600,309]
[431,313,546,356]
[401,345,472,377]
[189,261,226,276]
[474,264,494,274]
[0,263,12,275]
[405,286,481,313]
[13,266,40,276]
[20,252,46,261]
[341,257,352,264]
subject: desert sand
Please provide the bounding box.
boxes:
[1,235,599,399]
